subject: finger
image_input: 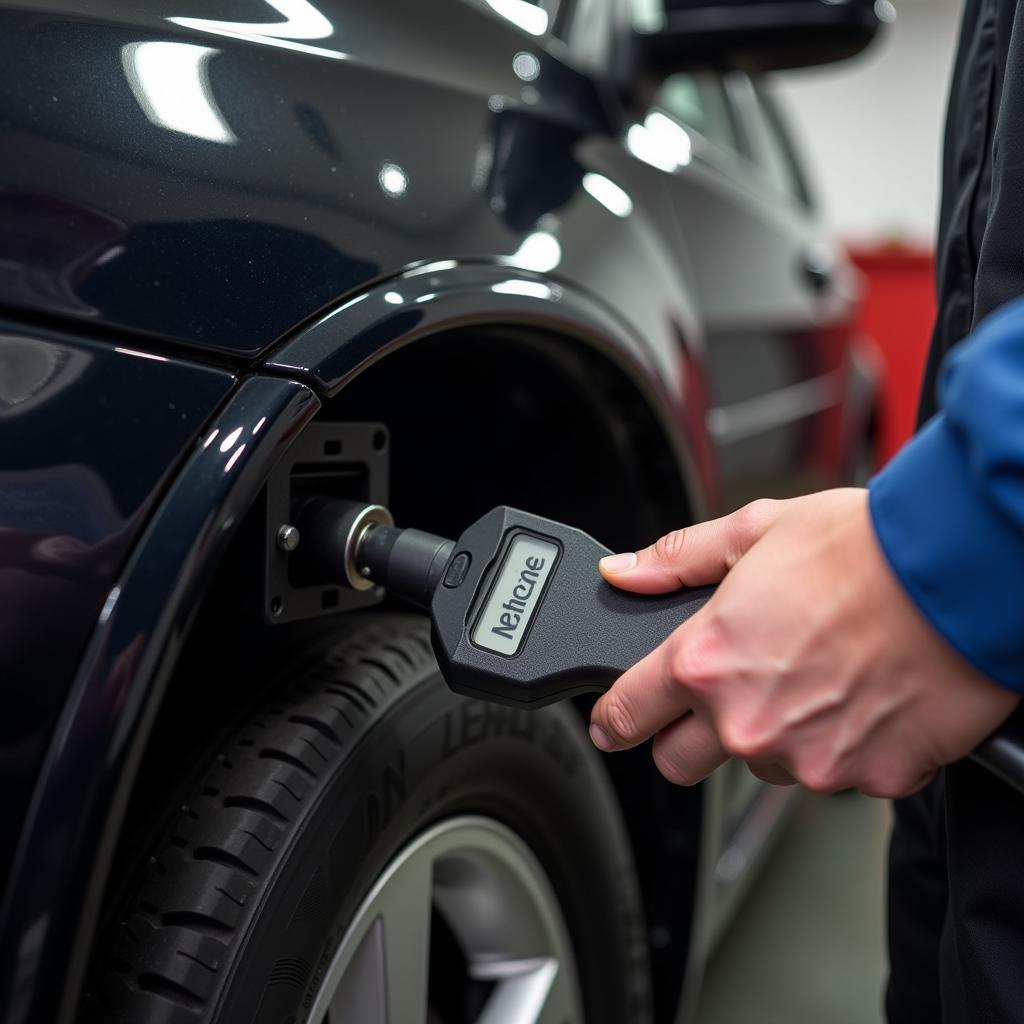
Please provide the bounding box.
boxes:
[598,498,785,594]
[900,769,938,798]
[747,760,798,786]
[858,766,937,800]
[651,712,729,786]
[590,637,690,751]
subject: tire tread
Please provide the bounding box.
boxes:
[85,616,433,1024]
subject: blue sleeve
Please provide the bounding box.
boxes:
[869,296,1024,692]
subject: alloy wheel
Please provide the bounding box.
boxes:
[308,816,585,1024]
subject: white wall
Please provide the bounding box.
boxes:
[773,0,963,246]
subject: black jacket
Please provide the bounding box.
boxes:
[921,0,1024,421]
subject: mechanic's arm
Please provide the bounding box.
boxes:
[588,298,1024,797]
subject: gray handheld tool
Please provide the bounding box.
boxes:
[301,499,1024,794]
[300,500,713,707]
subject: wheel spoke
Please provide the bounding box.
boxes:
[324,847,433,1024]
[326,917,387,1024]
[475,958,577,1024]
[530,966,578,1024]
[377,852,434,1024]
[310,818,584,1024]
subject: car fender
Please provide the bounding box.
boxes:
[0,321,234,978]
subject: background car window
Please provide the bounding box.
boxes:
[746,85,811,206]
[655,72,742,155]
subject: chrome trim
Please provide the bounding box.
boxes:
[714,784,796,886]
[706,370,842,446]
[345,503,394,591]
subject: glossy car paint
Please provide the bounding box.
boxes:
[0,377,318,1024]
[0,2,873,1022]
[0,0,858,507]
[1,1,620,354]
[0,326,233,885]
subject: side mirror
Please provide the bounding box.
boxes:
[631,0,886,79]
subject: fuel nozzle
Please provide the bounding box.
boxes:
[296,499,454,610]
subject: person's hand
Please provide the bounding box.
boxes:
[589,488,1019,797]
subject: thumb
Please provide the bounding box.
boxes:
[598,498,785,594]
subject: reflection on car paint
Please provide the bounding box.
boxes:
[0,328,233,894]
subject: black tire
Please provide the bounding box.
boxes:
[85,614,652,1023]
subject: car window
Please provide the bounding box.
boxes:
[655,73,742,156]
[746,86,810,206]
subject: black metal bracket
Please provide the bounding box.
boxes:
[261,421,389,623]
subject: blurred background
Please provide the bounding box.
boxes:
[780,0,961,463]
[694,5,961,1020]
[780,0,960,249]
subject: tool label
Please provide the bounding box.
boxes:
[472,534,559,656]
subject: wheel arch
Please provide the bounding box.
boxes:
[264,258,717,534]
[330,323,690,550]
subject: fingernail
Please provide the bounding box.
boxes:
[590,723,615,751]
[600,552,637,573]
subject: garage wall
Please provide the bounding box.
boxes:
[773,0,964,246]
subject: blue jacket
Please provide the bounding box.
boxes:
[870,296,1024,692]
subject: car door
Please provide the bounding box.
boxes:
[650,70,858,514]
[626,68,861,885]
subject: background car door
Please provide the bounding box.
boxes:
[631,68,862,878]
[651,70,859,514]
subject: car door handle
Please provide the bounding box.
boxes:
[799,247,834,294]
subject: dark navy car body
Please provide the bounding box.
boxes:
[0,2,880,1021]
